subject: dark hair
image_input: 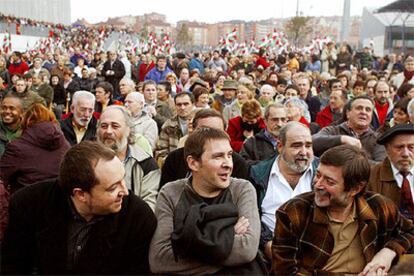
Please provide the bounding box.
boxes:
[286,84,300,94]
[95,81,114,96]
[192,108,225,129]
[353,80,365,88]
[328,78,342,90]
[158,80,171,93]
[59,141,116,195]
[397,83,414,98]
[394,97,411,115]
[320,144,370,192]
[192,86,209,102]
[346,95,374,112]
[184,127,229,161]
[142,80,156,91]
[174,92,195,104]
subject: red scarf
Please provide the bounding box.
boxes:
[403,70,414,85]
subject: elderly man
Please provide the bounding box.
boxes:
[149,128,262,274]
[240,103,288,165]
[313,95,386,162]
[1,141,156,274]
[368,124,414,220]
[250,122,319,260]
[315,88,347,129]
[272,144,414,275]
[155,92,194,161]
[97,105,160,210]
[118,77,135,102]
[124,92,158,149]
[144,54,172,84]
[102,50,126,98]
[60,91,97,146]
[0,94,23,157]
[294,73,321,122]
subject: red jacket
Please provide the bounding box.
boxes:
[227,116,266,152]
[8,61,29,76]
[138,62,155,82]
[255,56,269,69]
[315,106,333,129]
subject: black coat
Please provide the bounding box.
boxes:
[1,179,157,274]
[160,147,250,189]
[60,115,97,146]
[102,59,126,98]
[240,129,277,165]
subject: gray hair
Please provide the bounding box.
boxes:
[99,105,136,145]
[120,77,135,88]
[72,91,96,107]
[260,84,276,96]
[127,92,145,104]
[408,98,414,117]
[278,121,310,146]
[284,98,311,121]
[264,102,285,120]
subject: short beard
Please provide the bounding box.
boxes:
[281,151,310,173]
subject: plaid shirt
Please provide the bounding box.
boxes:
[272,191,414,275]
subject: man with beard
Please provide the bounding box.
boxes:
[0,95,23,157]
[240,103,288,165]
[368,124,414,220]
[60,91,97,146]
[250,122,319,260]
[272,145,414,275]
[313,96,386,162]
[227,99,266,152]
[371,81,394,130]
[97,105,160,210]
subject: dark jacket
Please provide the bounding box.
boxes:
[1,179,157,275]
[240,129,277,165]
[312,121,386,162]
[227,116,266,153]
[60,115,97,146]
[249,155,319,249]
[272,191,414,274]
[0,122,70,194]
[102,59,126,98]
[304,92,321,122]
[160,147,249,189]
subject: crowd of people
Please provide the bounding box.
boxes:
[0,13,414,275]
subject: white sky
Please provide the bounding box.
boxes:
[71,0,395,24]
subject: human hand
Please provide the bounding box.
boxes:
[341,135,362,148]
[243,130,254,139]
[358,248,396,276]
[146,105,156,117]
[234,216,249,235]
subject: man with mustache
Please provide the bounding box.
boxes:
[272,144,414,275]
[250,121,319,260]
[313,95,386,162]
[368,124,414,221]
[97,105,160,211]
[60,91,97,146]
[240,103,288,165]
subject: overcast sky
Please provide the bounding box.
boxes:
[71,0,395,24]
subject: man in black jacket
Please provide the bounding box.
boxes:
[102,51,126,99]
[1,141,157,275]
[60,91,97,146]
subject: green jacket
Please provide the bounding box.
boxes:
[0,120,22,158]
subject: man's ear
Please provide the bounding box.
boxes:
[72,188,88,203]
[277,140,283,154]
[186,155,200,172]
[349,182,365,197]
[70,104,74,113]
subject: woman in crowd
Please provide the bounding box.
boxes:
[222,84,254,124]
[0,103,70,194]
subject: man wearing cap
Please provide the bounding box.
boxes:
[368,124,414,220]
[145,55,172,84]
[213,80,238,113]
